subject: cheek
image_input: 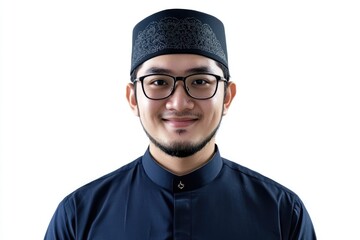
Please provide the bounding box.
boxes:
[136,88,151,112]
[209,95,226,121]
[201,98,224,121]
[210,89,225,109]
[137,96,162,121]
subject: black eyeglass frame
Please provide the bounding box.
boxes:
[133,73,228,100]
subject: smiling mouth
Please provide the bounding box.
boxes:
[161,111,201,128]
[163,117,198,128]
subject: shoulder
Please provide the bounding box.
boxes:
[62,157,142,205]
[222,158,301,202]
[221,159,316,238]
[45,157,144,239]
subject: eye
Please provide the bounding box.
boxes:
[145,75,172,87]
[151,79,168,86]
[192,79,209,85]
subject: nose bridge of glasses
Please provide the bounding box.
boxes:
[173,76,189,91]
[174,76,186,86]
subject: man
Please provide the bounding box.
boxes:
[44,8,316,239]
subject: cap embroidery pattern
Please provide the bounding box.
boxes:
[132,17,227,68]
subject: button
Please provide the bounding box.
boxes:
[178,181,185,189]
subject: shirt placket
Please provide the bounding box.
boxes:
[173,179,191,240]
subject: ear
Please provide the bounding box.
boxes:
[222,81,236,116]
[126,83,139,116]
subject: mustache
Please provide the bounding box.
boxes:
[161,111,202,118]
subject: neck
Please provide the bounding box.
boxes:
[149,141,216,176]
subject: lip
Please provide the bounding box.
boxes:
[163,117,198,128]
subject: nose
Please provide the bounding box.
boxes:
[165,82,194,111]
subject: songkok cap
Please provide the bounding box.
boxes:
[130,8,228,75]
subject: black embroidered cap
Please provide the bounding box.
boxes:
[130,8,228,75]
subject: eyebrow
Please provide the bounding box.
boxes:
[145,66,214,75]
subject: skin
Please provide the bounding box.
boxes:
[126,54,236,176]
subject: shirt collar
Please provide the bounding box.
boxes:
[142,145,223,193]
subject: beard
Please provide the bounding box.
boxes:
[141,116,223,158]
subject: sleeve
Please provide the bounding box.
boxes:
[288,198,317,240]
[44,197,76,240]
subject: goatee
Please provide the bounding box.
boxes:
[142,119,222,158]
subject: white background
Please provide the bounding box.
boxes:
[1,0,359,239]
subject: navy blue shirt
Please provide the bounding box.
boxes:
[44,147,316,239]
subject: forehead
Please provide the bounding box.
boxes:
[136,54,223,76]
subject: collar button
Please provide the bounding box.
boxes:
[178,181,185,190]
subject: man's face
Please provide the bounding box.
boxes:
[127,54,234,157]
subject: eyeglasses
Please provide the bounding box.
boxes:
[133,73,227,100]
